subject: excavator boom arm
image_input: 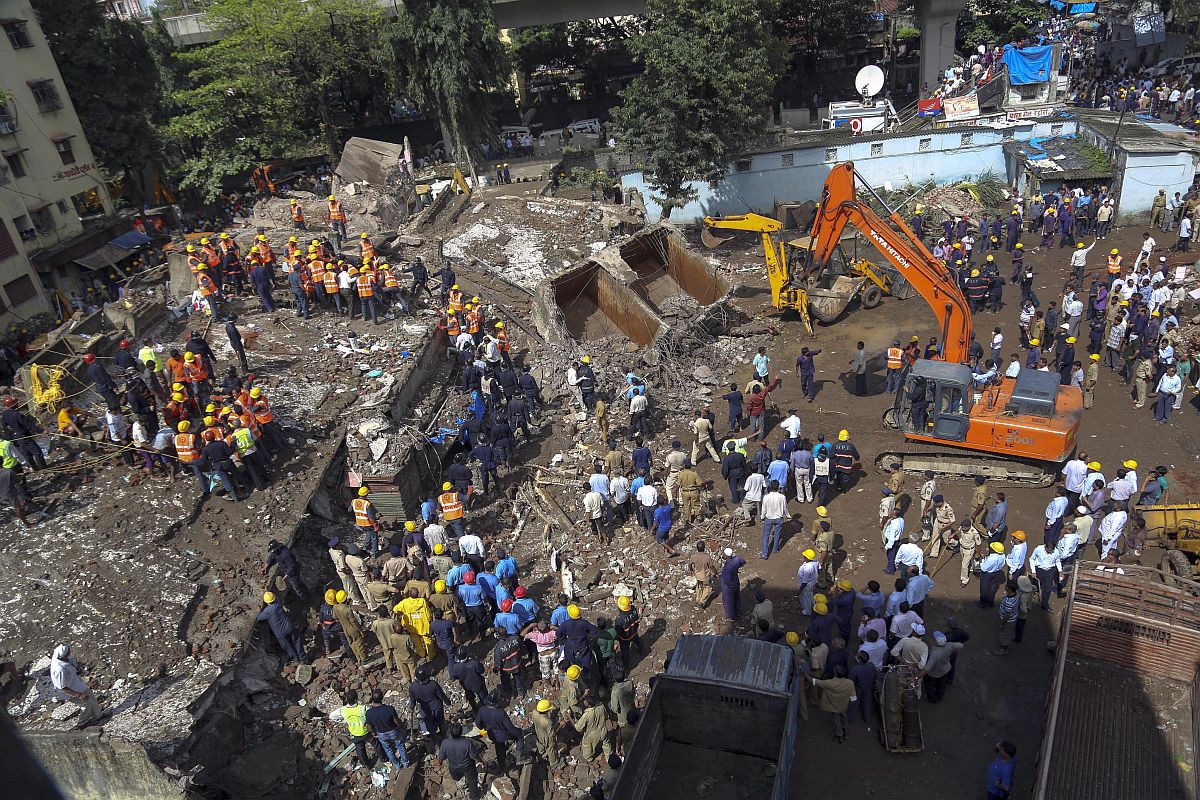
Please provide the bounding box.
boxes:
[703,213,790,309]
[808,163,973,362]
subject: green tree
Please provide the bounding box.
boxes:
[612,0,783,218]
[776,0,870,62]
[32,0,165,205]
[509,23,576,75]
[166,0,385,200]
[962,0,1047,50]
[384,0,509,183]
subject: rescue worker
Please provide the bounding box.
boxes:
[396,587,435,659]
[359,232,375,262]
[351,486,382,558]
[356,266,379,324]
[290,198,305,231]
[408,664,450,736]
[614,596,643,672]
[533,699,565,766]
[256,592,302,661]
[830,429,859,495]
[677,458,703,524]
[331,589,367,664]
[319,589,352,655]
[196,268,221,317]
[438,481,466,536]
[327,196,347,242]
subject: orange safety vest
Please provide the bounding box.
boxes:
[183,359,209,383]
[356,273,375,298]
[496,329,510,352]
[383,269,398,289]
[360,241,375,261]
[220,241,241,262]
[328,200,346,222]
[446,312,461,336]
[309,260,325,282]
[197,271,217,297]
[447,289,465,312]
[466,308,481,334]
[202,245,220,268]
[352,497,375,527]
[175,432,200,463]
[252,399,273,424]
[291,204,304,222]
[323,270,339,294]
[257,243,275,263]
[1107,254,1122,275]
[886,347,903,369]
[187,254,203,273]
[285,243,301,260]
[438,491,464,520]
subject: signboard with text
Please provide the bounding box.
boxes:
[943,95,980,121]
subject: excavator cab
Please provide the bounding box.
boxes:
[898,360,972,442]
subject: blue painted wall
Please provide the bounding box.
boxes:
[622,121,1078,223]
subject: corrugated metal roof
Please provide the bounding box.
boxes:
[666,635,793,695]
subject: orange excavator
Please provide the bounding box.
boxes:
[807,162,1081,484]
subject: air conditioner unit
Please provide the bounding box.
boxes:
[0,120,16,135]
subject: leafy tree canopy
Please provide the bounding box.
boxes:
[612,0,783,217]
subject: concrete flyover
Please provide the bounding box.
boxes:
[915,0,970,93]
[154,0,651,47]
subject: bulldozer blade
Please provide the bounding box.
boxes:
[700,228,734,249]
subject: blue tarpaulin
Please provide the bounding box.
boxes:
[1002,44,1054,85]
[1069,2,1096,13]
[109,230,152,250]
[1050,0,1065,9]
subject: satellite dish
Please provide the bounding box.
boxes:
[856,65,886,99]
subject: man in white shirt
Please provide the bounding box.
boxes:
[760,481,788,560]
[566,364,583,412]
[858,631,888,668]
[882,509,906,574]
[1044,489,1070,546]
[1061,455,1088,505]
[458,531,485,559]
[778,411,802,439]
[610,473,631,522]
[50,644,102,727]
[1064,295,1085,338]
[1134,233,1155,269]
[796,550,820,615]
[895,539,924,574]
[1108,468,1136,508]
[740,471,766,524]
[1028,541,1062,610]
[1098,506,1128,560]
[636,480,659,530]
[1156,365,1183,422]
[1176,215,1193,253]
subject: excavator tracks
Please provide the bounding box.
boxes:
[877,408,1058,487]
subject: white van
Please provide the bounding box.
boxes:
[538,129,565,149]
[567,118,602,137]
[1151,54,1200,78]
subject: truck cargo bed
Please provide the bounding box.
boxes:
[649,742,776,800]
[1042,655,1195,800]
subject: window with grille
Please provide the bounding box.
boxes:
[961,133,974,146]
[30,206,53,233]
[735,159,752,173]
[3,21,32,49]
[870,142,884,155]
[28,80,62,113]
[55,138,74,165]
[825,147,838,162]
[1051,124,1064,135]
[4,274,37,306]
[0,219,16,262]
[919,138,931,152]
[0,104,17,135]
[1003,130,1016,140]
[782,153,793,167]
[4,152,25,178]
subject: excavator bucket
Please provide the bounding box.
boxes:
[700,227,734,249]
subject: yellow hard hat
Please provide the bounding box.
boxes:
[263,592,276,603]
[205,403,217,413]
[1087,461,1101,470]
[1119,300,1129,307]
[1090,354,1100,361]
[1123,460,1138,469]
[405,521,416,532]
[566,665,582,681]
[813,603,829,615]
[171,392,185,402]
[203,416,215,426]
[617,596,632,611]
[434,579,446,593]
[328,195,336,201]
[249,246,260,254]
[1028,338,1040,346]
[471,296,480,303]
[434,543,445,554]
[325,589,336,604]
[335,590,347,603]
[838,429,850,441]
[581,355,591,364]
[186,245,196,252]
[986,255,994,261]
[257,234,267,241]
[177,420,191,432]
[537,700,553,713]
[1076,242,1085,249]
[567,604,581,619]
[990,542,1005,554]
[358,486,370,496]
[452,284,460,290]
[802,549,816,560]
[1011,530,1026,542]
[311,239,320,246]
[495,322,504,329]
[816,506,828,517]
[289,236,298,243]
[250,387,263,398]
[219,232,229,239]
[1015,243,1023,249]
[837,579,852,591]
[200,237,210,245]
[290,199,297,204]
[785,631,800,645]
[442,481,452,491]
[970,269,980,277]
[1111,248,1119,255]
[814,593,828,605]
[1066,336,1077,344]
[172,382,184,391]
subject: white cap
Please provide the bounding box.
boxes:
[912,623,926,635]
[53,644,69,659]
[1076,505,1090,515]
[724,548,734,557]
